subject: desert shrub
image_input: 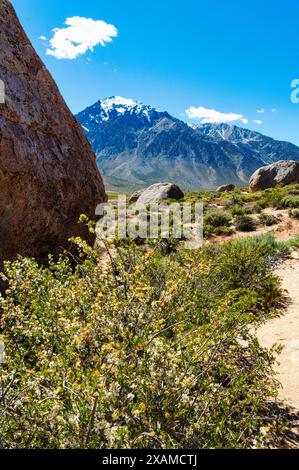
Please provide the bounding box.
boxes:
[203,224,216,238]
[244,206,254,214]
[230,205,245,216]
[278,195,299,209]
[258,213,279,227]
[225,185,299,212]
[230,205,254,216]
[289,208,299,219]
[213,226,235,236]
[0,238,284,449]
[222,195,243,208]
[283,184,299,195]
[283,235,299,249]
[183,191,218,206]
[232,233,288,258]
[203,224,234,238]
[254,200,268,210]
[157,237,180,255]
[235,215,256,232]
[237,192,264,204]
[204,210,232,228]
[251,203,263,214]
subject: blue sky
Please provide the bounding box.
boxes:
[12,0,299,144]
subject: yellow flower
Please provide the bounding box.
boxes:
[138,402,146,412]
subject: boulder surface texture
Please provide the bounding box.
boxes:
[249,160,299,192]
[0,0,106,262]
[137,183,184,205]
[216,184,235,193]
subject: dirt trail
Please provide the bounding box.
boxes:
[257,256,299,445]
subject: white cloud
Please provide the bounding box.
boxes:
[39,35,47,41]
[253,119,263,125]
[240,118,249,125]
[46,16,118,60]
[271,108,278,113]
[185,106,246,124]
[256,108,265,114]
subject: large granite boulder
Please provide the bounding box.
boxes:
[249,160,299,193]
[137,183,184,205]
[216,184,235,193]
[0,0,106,262]
[129,190,143,203]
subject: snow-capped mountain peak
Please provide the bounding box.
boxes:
[99,96,155,122]
[101,96,138,114]
[76,96,173,133]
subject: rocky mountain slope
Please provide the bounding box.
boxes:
[76,97,299,191]
[0,0,106,263]
[194,123,299,166]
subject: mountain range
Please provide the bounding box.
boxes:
[76,97,299,192]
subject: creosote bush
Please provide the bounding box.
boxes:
[0,237,285,449]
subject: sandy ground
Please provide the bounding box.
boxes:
[257,258,299,410]
[257,257,299,446]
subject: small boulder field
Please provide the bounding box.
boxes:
[115,180,299,244]
[120,163,299,244]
